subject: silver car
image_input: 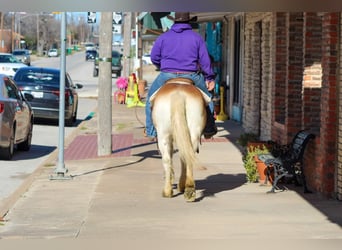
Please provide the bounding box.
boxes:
[0,74,34,160]
[12,49,31,66]
[0,53,28,78]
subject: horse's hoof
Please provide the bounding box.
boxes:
[184,188,196,202]
[162,190,173,198]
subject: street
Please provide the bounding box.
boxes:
[0,51,99,204]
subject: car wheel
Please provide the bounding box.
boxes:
[0,126,15,160]
[17,121,33,151]
[93,68,98,77]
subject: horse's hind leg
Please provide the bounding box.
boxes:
[178,161,186,193]
[183,162,196,202]
[159,139,174,198]
[162,160,174,198]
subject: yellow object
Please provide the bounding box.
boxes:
[126,75,145,108]
[216,86,228,121]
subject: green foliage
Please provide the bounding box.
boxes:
[243,145,270,183]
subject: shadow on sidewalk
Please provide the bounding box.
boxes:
[70,147,161,178]
[195,173,246,202]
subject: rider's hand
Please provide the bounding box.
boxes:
[206,80,215,91]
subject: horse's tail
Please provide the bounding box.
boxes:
[171,92,197,167]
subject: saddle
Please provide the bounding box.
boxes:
[150,77,211,105]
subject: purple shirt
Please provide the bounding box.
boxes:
[150,23,215,81]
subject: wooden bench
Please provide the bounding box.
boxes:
[257,130,315,193]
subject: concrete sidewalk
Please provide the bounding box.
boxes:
[0,102,342,241]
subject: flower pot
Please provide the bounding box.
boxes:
[254,155,273,185]
[114,91,126,104]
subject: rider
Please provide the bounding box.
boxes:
[145,12,218,140]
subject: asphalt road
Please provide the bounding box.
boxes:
[0,51,99,204]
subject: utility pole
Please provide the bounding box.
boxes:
[0,12,3,52]
[122,12,132,77]
[97,12,113,156]
[11,14,14,51]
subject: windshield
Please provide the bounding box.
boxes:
[15,70,60,86]
[13,51,26,56]
[0,54,20,63]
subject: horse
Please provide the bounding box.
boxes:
[150,77,210,202]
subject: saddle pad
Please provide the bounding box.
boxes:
[150,81,211,105]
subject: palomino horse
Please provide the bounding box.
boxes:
[150,77,210,202]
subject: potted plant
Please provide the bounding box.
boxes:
[243,145,271,183]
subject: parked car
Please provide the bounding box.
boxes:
[13,67,83,126]
[0,53,28,78]
[85,49,97,61]
[12,49,31,66]
[93,50,122,77]
[142,54,152,65]
[84,42,96,51]
[0,74,34,160]
[47,49,58,57]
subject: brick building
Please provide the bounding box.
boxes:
[143,12,342,199]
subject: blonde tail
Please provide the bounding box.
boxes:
[171,93,197,168]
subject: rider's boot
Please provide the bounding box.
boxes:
[203,106,218,139]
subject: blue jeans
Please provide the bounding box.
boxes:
[145,71,214,137]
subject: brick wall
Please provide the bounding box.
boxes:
[317,13,339,196]
[302,13,323,191]
[337,13,342,200]
[243,12,340,198]
[286,12,305,139]
[272,12,288,144]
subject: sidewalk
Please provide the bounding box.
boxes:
[0,98,342,241]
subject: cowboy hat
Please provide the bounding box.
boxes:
[174,12,197,23]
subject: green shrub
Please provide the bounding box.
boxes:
[243,145,270,183]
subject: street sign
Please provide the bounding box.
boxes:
[113,24,122,34]
[87,12,96,23]
[113,12,122,24]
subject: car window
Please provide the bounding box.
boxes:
[112,51,121,58]
[4,78,21,100]
[15,70,60,86]
[0,54,20,63]
[65,73,73,88]
[13,51,27,56]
